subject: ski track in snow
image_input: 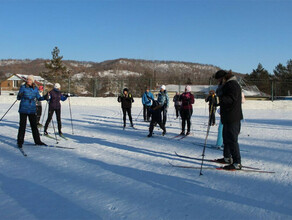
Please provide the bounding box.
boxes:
[0,98,291,220]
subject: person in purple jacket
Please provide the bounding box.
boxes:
[44,83,68,136]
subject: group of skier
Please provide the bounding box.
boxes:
[16,75,69,148]
[15,69,243,170]
[117,70,243,170]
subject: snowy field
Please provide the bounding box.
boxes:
[0,96,291,220]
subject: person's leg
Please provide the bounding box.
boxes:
[148,120,155,136]
[187,109,193,133]
[216,120,223,147]
[158,122,166,135]
[17,113,27,147]
[228,121,241,164]
[122,108,126,127]
[143,105,147,121]
[164,108,167,126]
[181,110,186,133]
[28,114,42,144]
[223,123,232,163]
[175,106,179,118]
[36,106,42,124]
[44,109,54,133]
[127,108,133,126]
[146,106,151,121]
[55,109,62,134]
[211,109,216,125]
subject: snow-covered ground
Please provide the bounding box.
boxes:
[0,97,291,220]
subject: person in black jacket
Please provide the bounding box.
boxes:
[147,100,166,137]
[205,90,217,126]
[215,70,243,170]
[118,88,134,128]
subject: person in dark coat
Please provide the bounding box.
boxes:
[157,85,169,126]
[142,88,154,122]
[147,100,166,137]
[44,83,68,136]
[118,88,134,128]
[173,92,181,118]
[179,85,195,135]
[17,75,47,148]
[205,90,217,126]
[215,70,243,170]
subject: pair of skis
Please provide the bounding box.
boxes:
[171,134,190,140]
[171,152,275,174]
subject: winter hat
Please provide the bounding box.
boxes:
[214,70,228,79]
[185,85,191,92]
[160,85,166,90]
[54,83,61,89]
[27,75,35,82]
[123,88,129,92]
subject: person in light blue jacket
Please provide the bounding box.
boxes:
[142,88,154,122]
[17,75,47,148]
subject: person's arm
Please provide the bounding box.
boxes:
[190,94,195,104]
[17,86,24,100]
[142,93,145,105]
[60,94,68,101]
[117,96,122,103]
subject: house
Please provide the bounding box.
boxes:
[0,74,50,95]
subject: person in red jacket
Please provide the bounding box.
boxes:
[179,85,195,136]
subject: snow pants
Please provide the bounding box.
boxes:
[17,113,42,145]
[216,120,223,147]
[180,108,193,133]
[143,105,151,121]
[223,121,241,164]
[44,108,62,134]
[122,108,133,127]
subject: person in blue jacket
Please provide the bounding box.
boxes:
[142,87,154,122]
[17,75,47,148]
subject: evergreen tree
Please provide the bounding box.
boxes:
[273,59,292,96]
[245,63,271,95]
[42,47,69,88]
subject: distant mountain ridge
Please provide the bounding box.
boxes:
[0,58,242,82]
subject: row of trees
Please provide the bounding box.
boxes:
[244,60,292,96]
[41,46,291,97]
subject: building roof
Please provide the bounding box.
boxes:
[6,74,52,85]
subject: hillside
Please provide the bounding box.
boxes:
[0,58,242,95]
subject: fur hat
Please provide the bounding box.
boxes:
[27,75,35,82]
[214,70,228,79]
[185,85,191,92]
[54,83,61,89]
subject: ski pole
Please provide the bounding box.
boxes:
[135,108,143,121]
[51,115,59,144]
[68,97,74,134]
[0,99,18,122]
[199,102,213,176]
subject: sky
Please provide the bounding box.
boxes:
[0,0,291,74]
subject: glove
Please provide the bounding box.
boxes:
[67,93,71,97]
[18,93,23,98]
